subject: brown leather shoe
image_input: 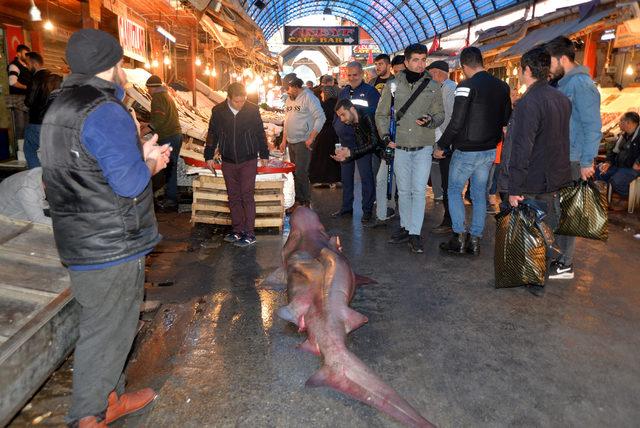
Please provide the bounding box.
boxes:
[77,416,107,428]
[105,388,157,424]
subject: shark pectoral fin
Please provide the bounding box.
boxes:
[354,273,377,286]
[277,305,298,326]
[260,266,287,290]
[344,308,368,333]
[297,338,320,356]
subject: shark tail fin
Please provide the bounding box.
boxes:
[305,352,435,428]
[354,273,377,286]
[260,266,287,290]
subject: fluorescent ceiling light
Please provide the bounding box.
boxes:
[157,26,176,43]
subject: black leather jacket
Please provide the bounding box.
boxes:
[204,101,268,164]
[437,70,511,152]
[346,108,383,161]
[25,69,61,124]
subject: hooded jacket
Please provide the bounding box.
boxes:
[557,65,602,167]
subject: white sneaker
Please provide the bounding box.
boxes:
[548,261,574,279]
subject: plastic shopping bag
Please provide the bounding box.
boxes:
[557,180,608,241]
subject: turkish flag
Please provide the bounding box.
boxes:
[4,24,25,61]
[428,35,440,54]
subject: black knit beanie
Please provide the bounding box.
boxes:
[66,29,123,75]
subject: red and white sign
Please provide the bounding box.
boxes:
[4,24,25,61]
[118,16,146,62]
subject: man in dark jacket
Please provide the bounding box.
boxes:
[7,44,32,140]
[436,47,511,256]
[596,111,640,197]
[332,98,384,163]
[24,52,62,168]
[332,61,380,222]
[40,29,170,428]
[146,75,183,211]
[204,83,269,247]
[499,47,572,225]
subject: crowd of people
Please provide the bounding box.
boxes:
[1,23,639,427]
[276,36,638,281]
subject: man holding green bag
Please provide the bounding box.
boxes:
[545,36,602,280]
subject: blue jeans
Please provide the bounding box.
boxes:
[448,149,496,237]
[340,152,375,214]
[24,123,42,169]
[596,165,639,197]
[394,146,433,235]
[375,158,396,220]
[160,134,183,202]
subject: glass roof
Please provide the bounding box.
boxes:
[240,0,525,52]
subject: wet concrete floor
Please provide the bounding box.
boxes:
[9,185,640,427]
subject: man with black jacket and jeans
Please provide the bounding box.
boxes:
[436,47,511,256]
[332,98,384,164]
[499,47,572,235]
[205,83,269,247]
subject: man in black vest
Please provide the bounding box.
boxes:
[40,29,170,428]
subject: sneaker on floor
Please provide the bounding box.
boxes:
[434,195,443,201]
[386,207,396,219]
[224,232,243,243]
[234,234,257,247]
[389,227,410,244]
[408,235,424,253]
[361,211,373,223]
[548,261,574,279]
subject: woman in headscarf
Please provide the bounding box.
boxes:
[309,85,341,187]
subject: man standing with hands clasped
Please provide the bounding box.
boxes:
[281,73,326,210]
[204,83,269,247]
[545,36,602,280]
[40,29,170,428]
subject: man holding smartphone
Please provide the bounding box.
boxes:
[40,29,170,427]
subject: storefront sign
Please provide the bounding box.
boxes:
[4,25,25,61]
[614,21,640,48]
[353,43,382,58]
[118,16,146,62]
[283,26,359,46]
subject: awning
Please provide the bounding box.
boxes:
[498,7,619,60]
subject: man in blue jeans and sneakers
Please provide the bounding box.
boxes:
[545,36,601,279]
[435,47,511,256]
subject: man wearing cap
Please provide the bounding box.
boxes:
[40,29,171,428]
[427,60,457,235]
[146,75,182,211]
[281,73,326,209]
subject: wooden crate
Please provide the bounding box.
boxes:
[191,175,285,232]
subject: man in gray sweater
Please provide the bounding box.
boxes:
[281,73,326,208]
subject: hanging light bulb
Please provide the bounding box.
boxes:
[152,59,159,68]
[195,57,202,67]
[43,20,54,31]
[163,55,171,65]
[204,67,211,76]
[29,0,42,21]
[211,68,217,77]
[625,64,634,76]
[512,67,518,76]
[144,60,151,69]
